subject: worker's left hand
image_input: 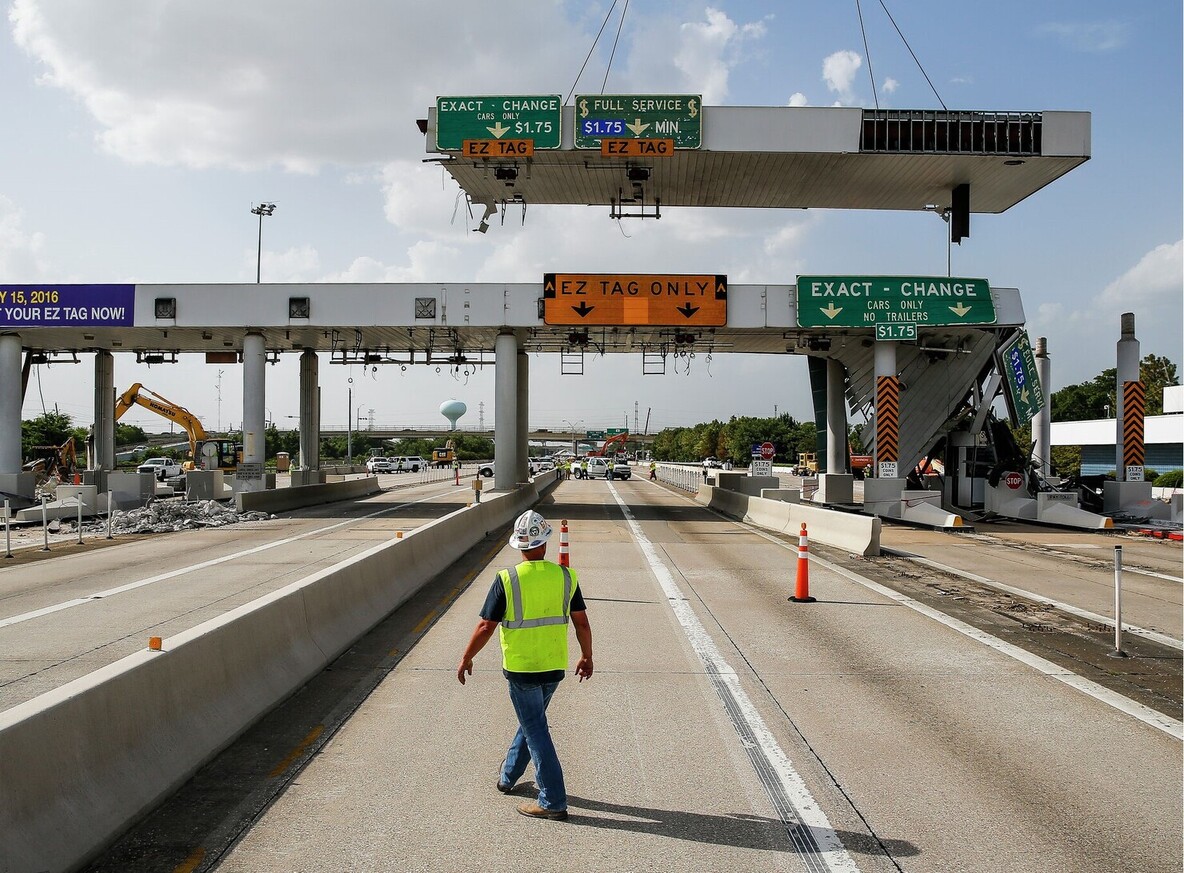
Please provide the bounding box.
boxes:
[457,659,473,685]
[575,656,593,682]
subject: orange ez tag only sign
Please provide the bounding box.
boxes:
[600,138,675,157]
[462,139,534,157]
[543,273,727,326]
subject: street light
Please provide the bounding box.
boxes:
[251,202,276,283]
[563,419,584,456]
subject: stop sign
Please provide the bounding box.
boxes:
[760,441,775,460]
[1004,471,1023,489]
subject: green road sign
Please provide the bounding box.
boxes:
[585,430,605,440]
[607,428,628,436]
[796,276,996,329]
[876,323,917,342]
[435,95,561,151]
[999,330,1045,426]
[575,94,702,148]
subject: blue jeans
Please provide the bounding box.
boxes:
[501,677,566,811]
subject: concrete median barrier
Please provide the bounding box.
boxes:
[235,475,381,513]
[0,480,550,873]
[700,485,880,556]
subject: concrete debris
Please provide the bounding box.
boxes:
[86,500,274,536]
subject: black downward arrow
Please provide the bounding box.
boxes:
[572,302,595,318]
[677,304,700,318]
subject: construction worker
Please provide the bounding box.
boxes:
[457,510,593,821]
[649,460,657,481]
[580,458,588,480]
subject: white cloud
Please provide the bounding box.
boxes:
[0,196,51,280]
[822,50,862,103]
[1036,21,1131,52]
[674,7,767,104]
[788,92,809,106]
[882,77,899,94]
[1097,240,1183,310]
[9,0,585,171]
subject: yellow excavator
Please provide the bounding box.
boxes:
[23,437,80,486]
[114,383,239,471]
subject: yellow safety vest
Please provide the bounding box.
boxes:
[498,561,577,673]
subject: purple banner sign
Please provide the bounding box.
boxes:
[0,284,136,327]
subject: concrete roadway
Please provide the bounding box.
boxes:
[186,475,1180,873]
[0,473,475,710]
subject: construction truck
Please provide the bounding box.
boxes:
[115,383,239,471]
[431,438,457,468]
[792,452,818,476]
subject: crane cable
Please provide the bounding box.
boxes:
[565,0,630,105]
[857,0,948,111]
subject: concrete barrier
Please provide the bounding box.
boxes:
[235,476,381,513]
[0,480,550,873]
[699,485,880,556]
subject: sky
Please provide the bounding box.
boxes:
[3,0,1181,437]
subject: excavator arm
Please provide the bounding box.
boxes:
[589,430,629,457]
[114,383,210,461]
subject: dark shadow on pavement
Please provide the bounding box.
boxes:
[563,794,920,859]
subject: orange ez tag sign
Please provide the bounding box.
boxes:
[600,139,675,157]
[462,139,534,157]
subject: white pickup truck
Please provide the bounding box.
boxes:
[137,457,183,480]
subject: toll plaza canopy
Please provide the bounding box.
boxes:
[422,102,1090,216]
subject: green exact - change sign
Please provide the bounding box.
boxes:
[796,276,996,328]
[435,95,562,150]
[575,94,702,148]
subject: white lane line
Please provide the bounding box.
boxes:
[882,548,1183,652]
[732,523,1184,742]
[608,483,860,873]
[0,491,449,630]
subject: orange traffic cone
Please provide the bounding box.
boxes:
[789,522,816,603]
[558,519,570,568]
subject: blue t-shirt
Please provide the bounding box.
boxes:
[480,564,586,683]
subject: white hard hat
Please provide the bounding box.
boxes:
[509,510,552,550]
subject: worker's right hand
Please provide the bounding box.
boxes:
[457,659,473,685]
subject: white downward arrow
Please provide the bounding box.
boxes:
[626,118,650,136]
[486,122,511,138]
[820,303,843,319]
[949,303,973,317]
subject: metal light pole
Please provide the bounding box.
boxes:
[251,202,276,282]
[564,419,583,456]
[346,384,352,461]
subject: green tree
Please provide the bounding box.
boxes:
[115,423,146,446]
[21,411,77,458]
[1140,353,1178,415]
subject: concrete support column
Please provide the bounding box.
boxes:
[299,349,320,470]
[241,333,266,491]
[825,357,848,473]
[873,341,898,478]
[516,344,529,483]
[494,331,518,490]
[1115,313,1139,481]
[93,351,115,471]
[1032,337,1051,477]
[0,335,22,474]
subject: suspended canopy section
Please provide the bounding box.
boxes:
[422,103,1090,220]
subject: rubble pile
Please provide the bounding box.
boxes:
[88,500,274,535]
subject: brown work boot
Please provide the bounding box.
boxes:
[517,802,568,821]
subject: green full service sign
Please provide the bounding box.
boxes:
[574,94,702,148]
[796,276,996,329]
[999,330,1045,427]
[435,95,562,151]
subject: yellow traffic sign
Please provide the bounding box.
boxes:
[543,273,727,326]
